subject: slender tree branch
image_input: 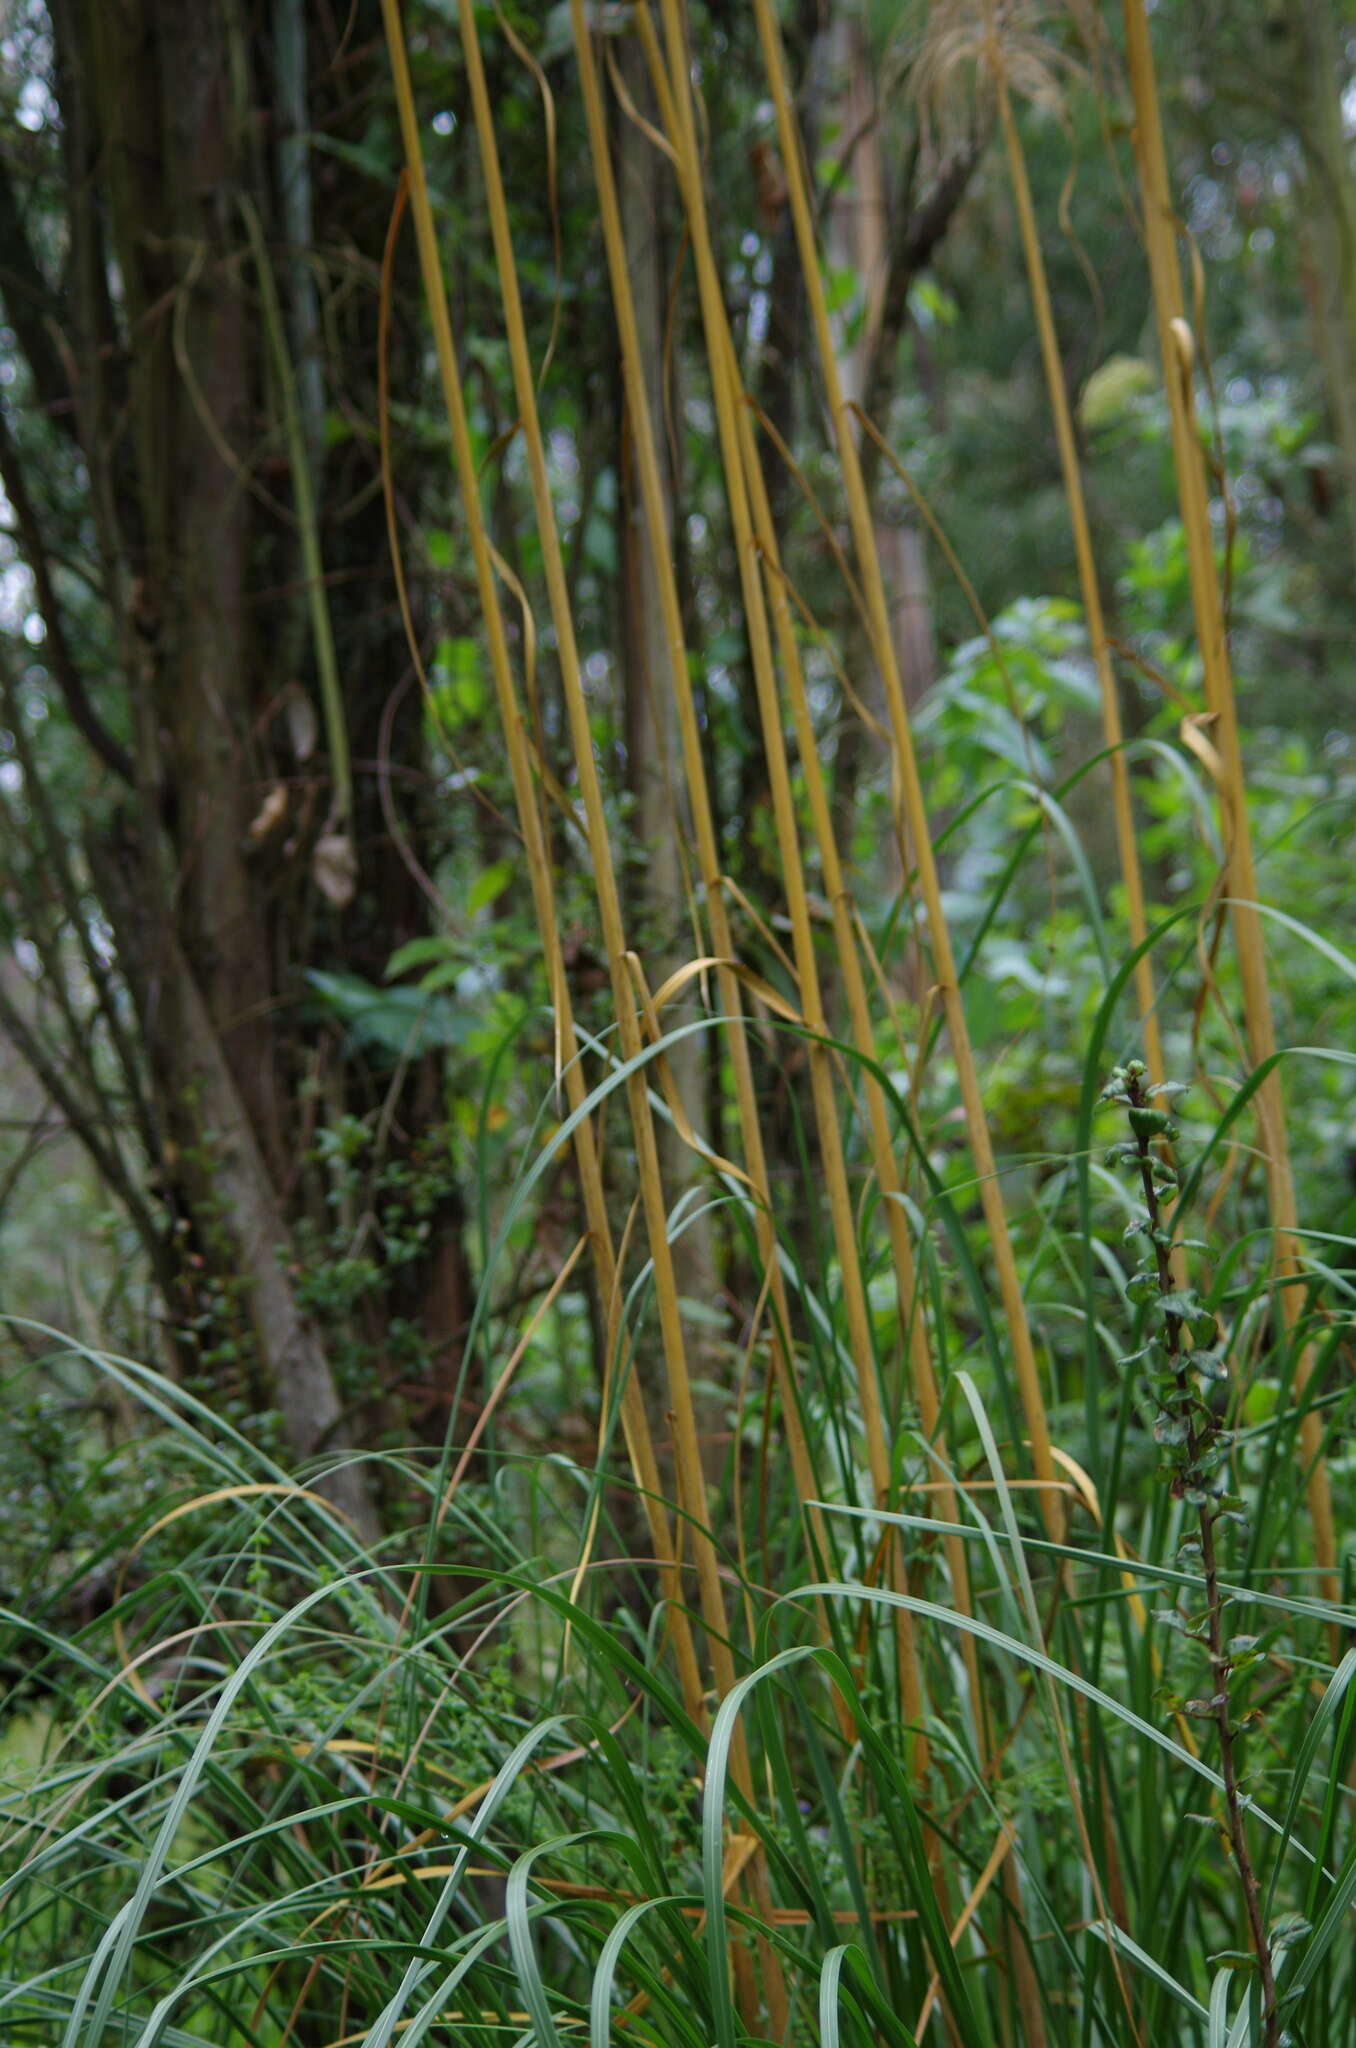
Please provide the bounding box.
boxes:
[0,1108,62,1226]
[0,151,80,437]
[0,651,157,1162]
[0,405,135,784]
[0,972,165,1275]
[858,133,987,491]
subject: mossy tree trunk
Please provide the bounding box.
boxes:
[0,1,473,1525]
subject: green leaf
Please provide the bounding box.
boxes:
[385,935,457,980]
[468,858,515,915]
[414,960,465,995]
[1088,1921,1209,2021]
[1282,1832,1356,2000]
[913,277,958,328]
[1243,1379,1281,1424]
[306,968,469,1060]
[432,636,486,725]
[1157,1290,1201,1320]
[1078,353,1156,433]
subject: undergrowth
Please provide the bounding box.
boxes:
[2,975,1354,2046]
[3,5,1355,2044]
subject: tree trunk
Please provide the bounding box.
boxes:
[4,0,481,1527]
[91,826,380,1540]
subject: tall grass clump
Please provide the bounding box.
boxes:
[2,1160,1353,2046]
[3,2,1354,2045]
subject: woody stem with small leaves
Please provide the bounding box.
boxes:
[1120,1065,1279,2044]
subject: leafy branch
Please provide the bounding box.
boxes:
[1102,1057,1284,2045]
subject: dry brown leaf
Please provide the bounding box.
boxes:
[247,784,289,844]
[281,680,319,762]
[312,831,357,908]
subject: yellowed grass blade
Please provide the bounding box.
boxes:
[734,398,984,1726]
[451,0,732,1702]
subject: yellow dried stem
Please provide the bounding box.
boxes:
[749,0,1060,1543]
[376,0,705,1720]
[644,0,928,1748]
[734,396,984,1725]
[568,0,824,1584]
[448,0,732,1689]
[747,22,1058,2024]
[976,88,1155,1928]
[994,78,1163,1086]
[451,10,788,2017]
[1122,0,1338,1617]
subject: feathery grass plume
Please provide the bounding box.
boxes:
[1121,0,1339,1622]
[909,0,1068,165]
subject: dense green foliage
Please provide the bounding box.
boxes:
[1,1,1354,2043]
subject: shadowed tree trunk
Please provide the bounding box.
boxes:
[78,0,354,1462]
[0,0,478,1527]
